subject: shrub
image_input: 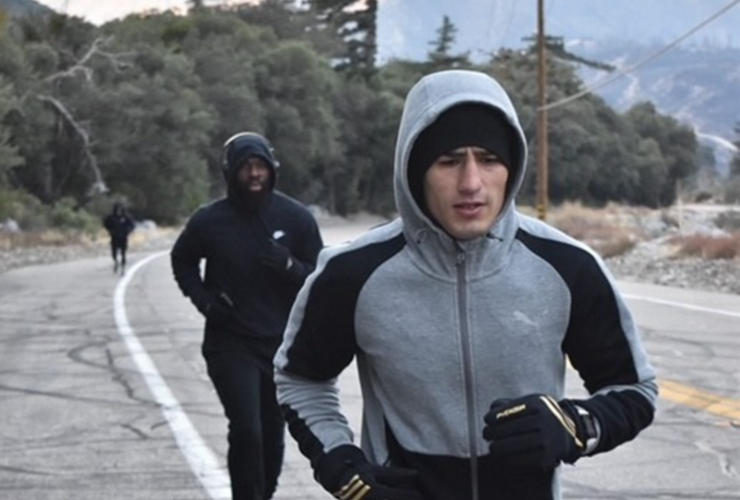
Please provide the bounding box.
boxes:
[0,188,47,229]
[715,211,740,232]
[724,178,740,204]
[670,233,740,260]
[547,202,640,258]
[48,198,99,234]
[0,191,103,249]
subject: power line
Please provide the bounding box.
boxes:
[484,0,516,53]
[540,0,740,112]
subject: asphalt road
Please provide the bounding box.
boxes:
[1,227,739,499]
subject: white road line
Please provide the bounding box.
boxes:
[623,293,740,319]
[113,251,229,499]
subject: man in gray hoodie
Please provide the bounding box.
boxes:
[274,70,658,500]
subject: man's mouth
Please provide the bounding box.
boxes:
[455,202,485,215]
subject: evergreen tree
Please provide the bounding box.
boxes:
[308,0,378,81]
[426,15,470,69]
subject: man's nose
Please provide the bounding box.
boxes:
[458,156,483,192]
[245,164,264,175]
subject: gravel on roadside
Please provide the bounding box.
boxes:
[1,225,738,296]
[0,227,179,276]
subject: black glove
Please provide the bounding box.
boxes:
[207,291,237,325]
[259,240,293,272]
[316,445,423,500]
[191,289,236,325]
[483,394,588,469]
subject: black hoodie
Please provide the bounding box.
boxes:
[171,143,323,371]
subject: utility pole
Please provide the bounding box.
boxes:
[536,0,549,221]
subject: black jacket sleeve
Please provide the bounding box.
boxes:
[170,219,211,314]
[285,216,323,284]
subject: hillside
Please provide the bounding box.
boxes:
[0,0,52,17]
[377,0,740,61]
[575,42,740,175]
[377,0,740,175]
[7,0,739,174]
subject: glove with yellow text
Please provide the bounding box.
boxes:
[483,394,590,469]
[315,445,423,500]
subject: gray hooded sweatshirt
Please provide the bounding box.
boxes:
[274,70,658,500]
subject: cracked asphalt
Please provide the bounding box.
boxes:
[1,221,739,499]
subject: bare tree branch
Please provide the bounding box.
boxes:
[45,36,134,85]
[36,35,135,198]
[36,94,108,196]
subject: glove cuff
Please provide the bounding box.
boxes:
[569,400,600,454]
[188,288,213,316]
[315,444,368,494]
[559,398,598,462]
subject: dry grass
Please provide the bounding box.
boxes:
[3,204,738,262]
[543,202,643,258]
[0,223,176,251]
[0,230,104,251]
[669,233,740,260]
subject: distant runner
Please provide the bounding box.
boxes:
[103,202,135,275]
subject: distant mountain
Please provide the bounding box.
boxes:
[377,0,740,174]
[575,41,739,175]
[6,0,738,172]
[377,0,740,61]
[0,0,53,17]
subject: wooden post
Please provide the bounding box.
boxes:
[536,0,549,221]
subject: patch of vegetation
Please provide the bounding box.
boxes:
[0,228,99,251]
[546,202,641,258]
[0,188,107,250]
[715,210,740,232]
[670,233,740,260]
[723,178,740,204]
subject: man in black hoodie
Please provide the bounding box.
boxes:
[171,132,324,500]
[103,202,135,275]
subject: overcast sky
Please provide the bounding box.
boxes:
[35,0,387,25]
[35,0,740,55]
[36,0,208,25]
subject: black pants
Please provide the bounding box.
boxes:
[203,348,285,500]
[110,236,128,266]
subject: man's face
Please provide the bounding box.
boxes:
[423,146,509,240]
[236,156,271,196]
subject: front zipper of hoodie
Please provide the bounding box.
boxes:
[455,247,480,500]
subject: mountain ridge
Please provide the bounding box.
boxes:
[0,0,52,17]
[4,0,738,172]
[377,1,740,173]
[377,0,740,61]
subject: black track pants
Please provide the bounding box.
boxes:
[204,349,285,500]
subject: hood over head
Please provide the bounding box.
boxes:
[221,131,279,190]
[394,70,528,238]
[221,132,279,210]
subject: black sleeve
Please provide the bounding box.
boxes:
[516,229,657,455]
[564,258,657,455]
[170,217,211,314]
[126,215,136,234]
[284,211,324,285]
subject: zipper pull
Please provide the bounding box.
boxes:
[455,250,466,266]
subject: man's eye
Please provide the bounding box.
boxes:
[480,156,502,165]
[436,157,460,166]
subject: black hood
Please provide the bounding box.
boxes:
[221,132,279,192]
[221,132,280,212]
